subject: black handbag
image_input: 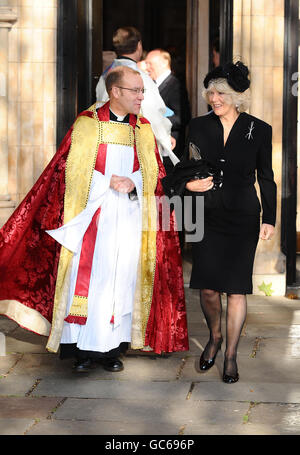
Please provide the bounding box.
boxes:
[161,142,223,199]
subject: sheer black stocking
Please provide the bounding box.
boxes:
[200,289,223,360]
[224,294,247,376]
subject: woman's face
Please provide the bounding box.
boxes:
[207,87,236,117]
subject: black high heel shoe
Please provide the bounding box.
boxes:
[199,338,223,371]
[223,357,239,383]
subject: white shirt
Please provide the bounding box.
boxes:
[155,69,171,88]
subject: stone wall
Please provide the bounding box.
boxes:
[0,0,57,225]
[233,0,286,295]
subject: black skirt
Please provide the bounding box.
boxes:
[190,199,260,294]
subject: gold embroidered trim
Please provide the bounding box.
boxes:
[91,103,134,146]
[69,295,88,318]
[64,115,100,214]
[99,121,134,146]
[130,119,159,350]
[46,105,100,353]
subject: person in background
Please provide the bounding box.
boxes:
[96,27,178,166]
[146,48,191,173]
[137,50,149,74]
[212,37,220,68]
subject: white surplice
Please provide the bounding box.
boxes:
[46,140,143,353]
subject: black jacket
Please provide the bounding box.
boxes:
[185,111,277,226]
[158,73,191,158]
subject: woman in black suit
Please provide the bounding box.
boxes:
[185,61,276,383]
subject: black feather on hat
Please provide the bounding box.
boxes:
[203,61,250,93]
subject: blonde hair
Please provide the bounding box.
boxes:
[148,48,171,68]
[158,49,171,68]
[202,78,251,112]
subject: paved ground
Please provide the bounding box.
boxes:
[1,257,300,436]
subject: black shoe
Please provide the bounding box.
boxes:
[100,357,124,372]
[73,358,95,373]
[223,372,239,383]
[223,358,239,383]
[199,338,223,371]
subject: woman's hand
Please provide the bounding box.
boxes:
[185,176,214,192]
[259,223,275,240]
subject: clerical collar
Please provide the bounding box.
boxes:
[116,56,136,63]
[109,109,130,123]
[155,69,171,87]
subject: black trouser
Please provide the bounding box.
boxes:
[59,342,128,360]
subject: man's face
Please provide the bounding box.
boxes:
[146,52,166,80]
[113,73,144,116]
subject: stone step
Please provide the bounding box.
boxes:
[0,195,11,201]
[0,200,16,208]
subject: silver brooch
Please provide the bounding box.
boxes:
[245,121,254,140]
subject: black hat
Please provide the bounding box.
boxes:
[203,61,250,92]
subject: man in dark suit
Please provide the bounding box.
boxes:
[146,49,191,174]
[146,49,191,248]
[96,28,177,164]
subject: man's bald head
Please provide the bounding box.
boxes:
[146,49,171,81]
[105,66,140,93]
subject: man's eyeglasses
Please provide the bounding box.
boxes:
[116,86,146,94]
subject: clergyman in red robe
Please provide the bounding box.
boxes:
[0,66,189,372]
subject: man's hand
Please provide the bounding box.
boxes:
[110,175,135,193]
[170,136,176,150]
